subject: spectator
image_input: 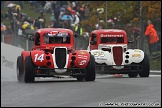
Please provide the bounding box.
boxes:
[44,1,52,12]
[38,11,46,28]
[132,26,140,48]
[33,17,40,29]
[84,4,90,20]
[73,12,80,26]
[63,19,72,30]
[145,20,159,56]
[74,23,83,36]
[5,25,13,35]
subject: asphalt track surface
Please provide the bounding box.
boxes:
[1,73,161,107]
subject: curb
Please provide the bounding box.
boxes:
[150,70,161,75]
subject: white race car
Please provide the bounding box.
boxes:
[87,29,150,77]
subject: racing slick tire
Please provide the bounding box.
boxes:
[85,54,96,81]
[139,53,150,77]
[17,56,24,82]
[24,56,35,83]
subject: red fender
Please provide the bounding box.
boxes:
[68,50,90,68]
[31,50,54,68]
[21,51,30,64]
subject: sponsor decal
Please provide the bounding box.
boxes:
[93,51,105,57]
[79,51,86,55]
[96,58,107,60]
[47,31,68,37]
[78,55,87,59]
[132,54,141,58]
[100,34,124,37]
[47,31,59,36]
[78,60,86,65]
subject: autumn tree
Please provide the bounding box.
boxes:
[80,1,161,32]
[142,1,161,20]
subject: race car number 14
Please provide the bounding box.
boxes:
[34,54,44,62]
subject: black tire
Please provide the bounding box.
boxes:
[24,56,35,83]
[139,53,150,77]
[128,72,138,78]
[85,54,96,81]
[76,76,85,81]
[128,63,138,78]
[17,56,24,82]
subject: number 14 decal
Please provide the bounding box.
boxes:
[34,54,44,62]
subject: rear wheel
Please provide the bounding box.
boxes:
[85,54,96,81]
[24,56,35,83]
[17,56,24,82]
[139,53,150,77]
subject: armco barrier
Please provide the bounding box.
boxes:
[1,42,24,81]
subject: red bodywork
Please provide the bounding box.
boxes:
[21,28,90,74]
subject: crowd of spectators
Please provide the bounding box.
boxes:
[1,1,90,37]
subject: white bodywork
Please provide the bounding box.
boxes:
[90,44,145,70]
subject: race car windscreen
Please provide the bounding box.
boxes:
[43,31,70,44]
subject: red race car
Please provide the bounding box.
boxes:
[17,28,95,83]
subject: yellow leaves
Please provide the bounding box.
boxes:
[142,1,161,19]
[132,18,139,22]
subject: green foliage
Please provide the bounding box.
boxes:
[150,57,161,70]
[142,1,161,20]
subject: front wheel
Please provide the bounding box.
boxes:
[85,54,96,81]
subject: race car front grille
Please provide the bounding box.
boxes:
[113,46,123,65]
[55,48,66,68]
